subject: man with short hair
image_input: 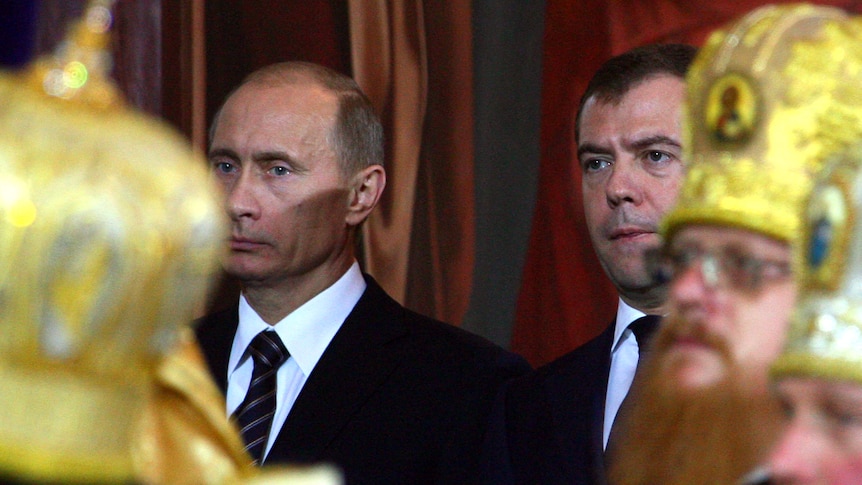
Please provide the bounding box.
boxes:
[606,5,862,484]
[481,43,696,485]
[196,61,529,484]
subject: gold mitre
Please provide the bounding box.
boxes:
[662,3,862,243]
[772,147,862,384]
[0,1,225,483]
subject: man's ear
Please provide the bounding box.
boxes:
[346,164,386,226]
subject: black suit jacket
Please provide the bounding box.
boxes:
[481,323,615,485]
[195,275,530,485]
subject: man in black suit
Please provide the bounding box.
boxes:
[481,43,696,484]
[196,61,529,484]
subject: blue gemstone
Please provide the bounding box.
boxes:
[809,217,832,268]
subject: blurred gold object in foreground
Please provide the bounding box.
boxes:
[0,0,244,482]
[0,1,344,482]
[773,146,862,385]
[663,3,862,244]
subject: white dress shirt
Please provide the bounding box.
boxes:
[602,299,646,450]
[226,261,366,461]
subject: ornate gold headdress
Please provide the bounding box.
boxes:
[771,146,862,384]
[662,3,862,243]
[0,0,226,482]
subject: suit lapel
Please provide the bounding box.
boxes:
[194,306,240,393]
[592,323,615,484]
[267,276,408,462]
[538,322,615,482]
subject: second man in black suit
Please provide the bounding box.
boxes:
[196,61,530,484]
[481,43,696,484]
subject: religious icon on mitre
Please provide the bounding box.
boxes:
[705,73,757,144]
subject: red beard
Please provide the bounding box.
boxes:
[607,314,783,485]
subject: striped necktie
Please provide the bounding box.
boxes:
[233,330,289,465]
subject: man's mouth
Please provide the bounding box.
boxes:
[609,227,654,241]
[229,236,266,251]
[670,334,712,351]
[665,324,727,356]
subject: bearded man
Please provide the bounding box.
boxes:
[607,4,862,484]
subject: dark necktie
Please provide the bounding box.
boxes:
[606,315,661,461]
[627,314,660,370]
[233,330,289,465]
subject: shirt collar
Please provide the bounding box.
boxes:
[611,298,647,352]
[230,261,366,377]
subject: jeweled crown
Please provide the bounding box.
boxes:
[0,0,225,482]
[662,4,862,243]
[772,146,862,384]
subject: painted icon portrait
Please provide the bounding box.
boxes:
[705,74,757,143]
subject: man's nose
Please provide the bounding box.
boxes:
[605,159,643,208]
[225,171,261,221]
[668,258,715,307]
[766,414,821,483]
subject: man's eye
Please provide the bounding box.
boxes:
[724,251,756,272]
[213,161,236,174]
[668,246,700,268]
[583,159,610,173]
[777,394,796,420]
[827,408,862,428]
[646,151,670,163]
[268,166,290,176]
[824,399,862,428]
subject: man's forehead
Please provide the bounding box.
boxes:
[614,77,684,110]
[237,80,335,106]
[577,81,684,148]
[778,376,862,402]
[219,82,338,132]
[672,224,788,249]
[587,74,685,109]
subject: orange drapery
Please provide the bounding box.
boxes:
[349,1,475,325]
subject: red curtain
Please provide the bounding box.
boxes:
[513,0,862,367]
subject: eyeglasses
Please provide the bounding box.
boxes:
[645,244,792,292]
